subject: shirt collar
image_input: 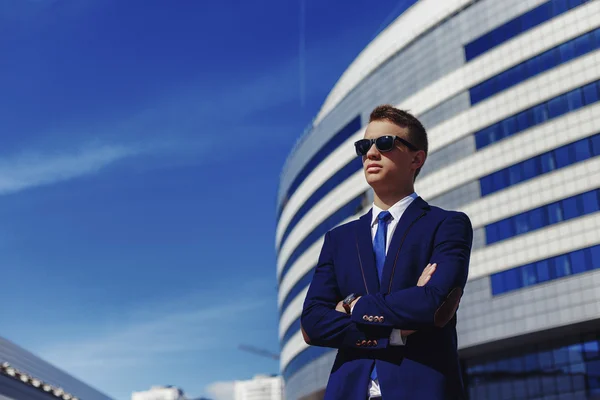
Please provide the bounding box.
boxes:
[371,192,418,227]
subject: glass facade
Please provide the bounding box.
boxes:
[485,189,600,245]
[278,116,361,217]
[470,26,600,104]
[278,158,362,251]
[464,332,600,399]
[283,346,331,381]
[491,244,600,295]
[464,0,591,62]
[280,269,313,314]
[277,0,600,398]
[480,133,600,196]
[474,80,600,150]
[279,193,365,283]
[281,318,302,348]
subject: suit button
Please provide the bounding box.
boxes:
[356,340,362,347]
[367,340,373,346]
[363,315,369,321]
[361,340,367,346]
[373,340,378,346]
[368,316,374,322]
[380,316,384,323]
[373,316,380,323]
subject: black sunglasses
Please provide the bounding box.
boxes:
[354,135,418,156]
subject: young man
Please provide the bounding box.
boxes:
[301,105,473,399]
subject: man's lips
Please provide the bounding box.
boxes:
[366,163,382,171]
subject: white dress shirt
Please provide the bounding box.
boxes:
[354,192,418,398]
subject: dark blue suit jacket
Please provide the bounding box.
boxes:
[301,197,473,400]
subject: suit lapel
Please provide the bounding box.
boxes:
[355,210,380,294]
[380,197,430,293]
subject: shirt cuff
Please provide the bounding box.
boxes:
[389,329,406,346]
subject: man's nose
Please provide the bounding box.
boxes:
[365,141,380,159]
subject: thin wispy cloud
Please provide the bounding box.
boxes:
[0,2,407,400]
[1,0,103,27]
[37,287,273,399]
[41,296,269,371]
[0,144,146,196]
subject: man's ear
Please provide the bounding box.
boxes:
[413,150,426,169]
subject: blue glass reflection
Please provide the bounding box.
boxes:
[464,0,590,61]
[491,243,600,296]
[469,26,600,104]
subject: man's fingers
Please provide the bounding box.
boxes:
[421,263,436,276]
[420,264,430,276]
[417,263,437,287]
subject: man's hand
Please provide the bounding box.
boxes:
[402,263,437,337]
[417,263,436,286]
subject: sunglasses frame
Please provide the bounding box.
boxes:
[354,135,419,156]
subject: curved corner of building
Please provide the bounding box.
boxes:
[276,0,600,398]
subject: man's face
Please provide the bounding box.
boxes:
[361,119,418,190]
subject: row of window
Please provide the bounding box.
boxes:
[464,0,591,61]
[278,116,361,218]
[281,318,302,349]
[283,345,331,382]
[475,79,600,150]
[278,194,365,284]
[491,243,600,296]
[278,158,362,251]
[486,189,600,245]
[280,269,313,315]
[470,26,600,105]
[465,332,600,399]
[480,133,600,197]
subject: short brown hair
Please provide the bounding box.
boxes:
[369,104,428,180]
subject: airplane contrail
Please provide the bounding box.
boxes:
[299,0,306,107]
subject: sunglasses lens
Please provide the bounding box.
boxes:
[355,139,372,156]
[376,136,395,152]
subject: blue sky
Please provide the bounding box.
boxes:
[0,1,415,399]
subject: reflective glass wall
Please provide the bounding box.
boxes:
[464,332,600,399]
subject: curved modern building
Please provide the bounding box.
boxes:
[0,336,114,400]
[276,0,600,399]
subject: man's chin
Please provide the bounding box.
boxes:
[365,174,386,188]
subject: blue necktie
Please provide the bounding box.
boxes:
[371,210,392,382]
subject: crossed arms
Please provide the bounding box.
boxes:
[300,212,473,349]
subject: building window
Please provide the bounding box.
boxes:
[463,332,600,399]
[486,189,599,245]
[469,26,600,104]
[490,243,600,296]
[475,81,600,150]
[464,0,590,61]
[479,133,599,197]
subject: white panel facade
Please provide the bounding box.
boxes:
[277,0,600,398]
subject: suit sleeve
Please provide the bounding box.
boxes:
[300,231,393,349]
[351,212,473,330]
